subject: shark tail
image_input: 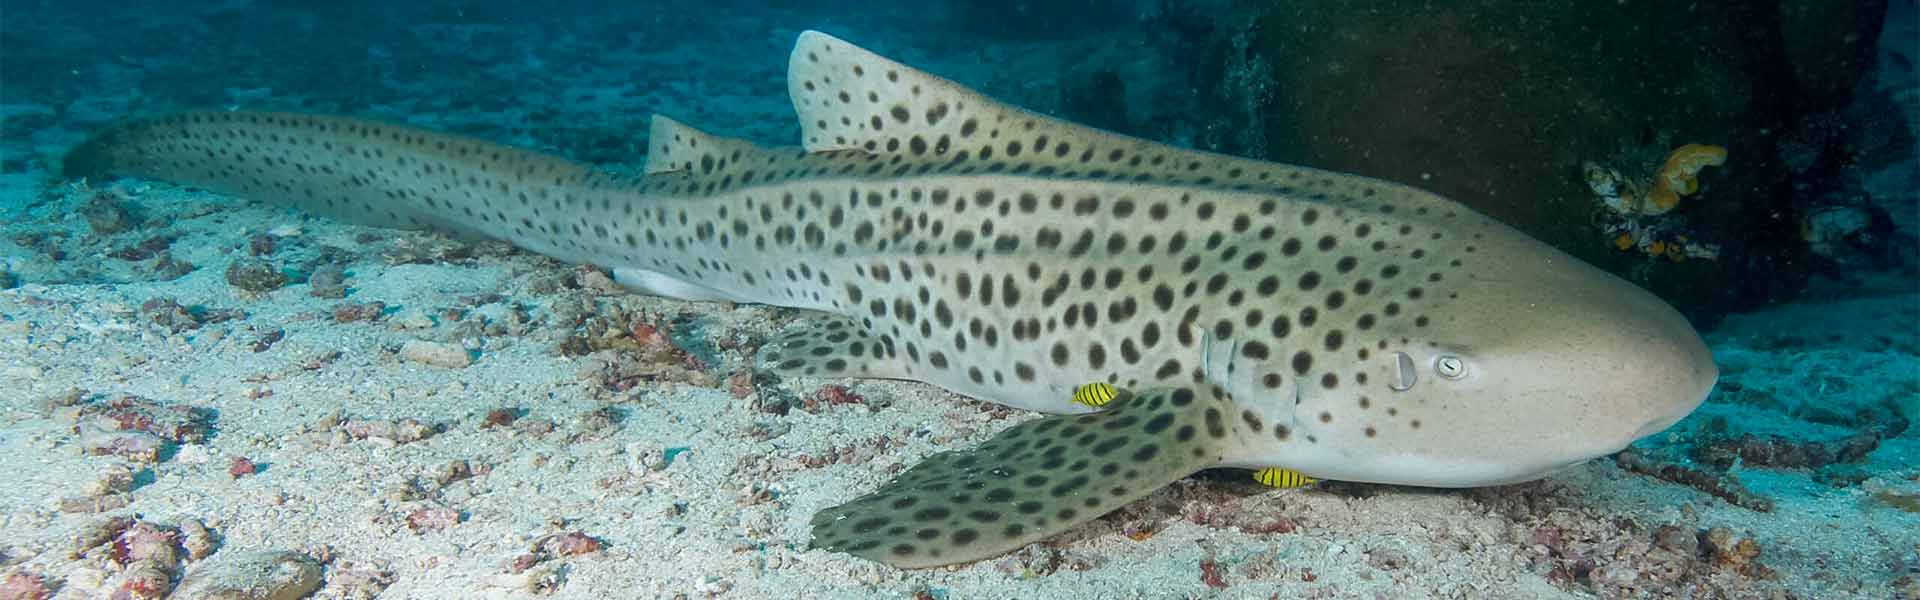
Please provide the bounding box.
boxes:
[62,111,607,241]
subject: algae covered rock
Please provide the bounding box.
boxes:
[172,550,322,600]
[224,258,289,293]
[1187,0,1901,324]
[79,191,136,235]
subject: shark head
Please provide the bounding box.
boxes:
[1283,218,1718,487]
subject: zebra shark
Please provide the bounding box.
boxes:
[63,30,1716,568]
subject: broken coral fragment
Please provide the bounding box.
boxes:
[58,392,215,464]
[341,418,439,444]
[80,430,167,463]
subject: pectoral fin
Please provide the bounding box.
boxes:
[810,385,1236,568]
[757,314,908,379]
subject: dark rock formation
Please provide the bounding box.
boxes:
[1186,0,1899,325]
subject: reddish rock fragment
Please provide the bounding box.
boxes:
[509,553,541,574]
[83,431,166,463]
[538,531,603,557]
[405,507,461,533]
[250,328,285,353]
[801,383,867,412]
[228,456,257,478]
[1199,558,1228,589]
[115,562,173,599]
[68,393,213,445]
[0,569,52,600]
[1701,527,1771,578]
[331,301,386,323]
[247,233,277,256]
[727,371,755,399]
[481,407,522,428]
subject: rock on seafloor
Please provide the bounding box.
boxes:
[400,339,472,368]
[170,551,322,600]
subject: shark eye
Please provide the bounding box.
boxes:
[1434,355,1468,380]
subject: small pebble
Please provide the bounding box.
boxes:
[342,419,437,444]
[393,308,435,330]
[405,506,461,533]
[537,531,602,557]
[401,340,471,368]
[307,264,348,299]
[331,301,385,323]
[433,460,474,486]
[80,430,166,463]
[225,259,289,293]
[322,560,395,598]
[481,408,521,428]
[312,408,343,432]
[175,443,214,464]
[80,192,134,234]
[83,463,137,497]
[58,493,131,514]
[229,456,258,478]
[180,518,217,560]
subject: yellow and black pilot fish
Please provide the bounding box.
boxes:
[1070,382,1124,408]
[1253,468,1317,488]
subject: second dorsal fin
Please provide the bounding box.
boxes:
[644,114,773,177]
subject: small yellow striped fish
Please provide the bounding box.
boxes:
[1070,382,1122,408]
[1253,468,1317,488]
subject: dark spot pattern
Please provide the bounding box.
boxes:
[809,385,1243,568]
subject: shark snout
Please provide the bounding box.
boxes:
[1465,250,1718,457]
[1562,273,1718,446]
[1621,303,1717,441]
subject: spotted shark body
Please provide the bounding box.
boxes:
[65,31,1717,568]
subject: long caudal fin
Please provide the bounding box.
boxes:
[62,111,605,241]
[810,384,1240,568]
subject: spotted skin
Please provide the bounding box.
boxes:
[66,31,1717,569]
[812,383,1256,568]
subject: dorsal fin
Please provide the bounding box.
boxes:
[785,31,1466,217]
[788,32,1298,186]
[644,114,774,177]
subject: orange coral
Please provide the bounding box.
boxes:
[1643,144,1726,215]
